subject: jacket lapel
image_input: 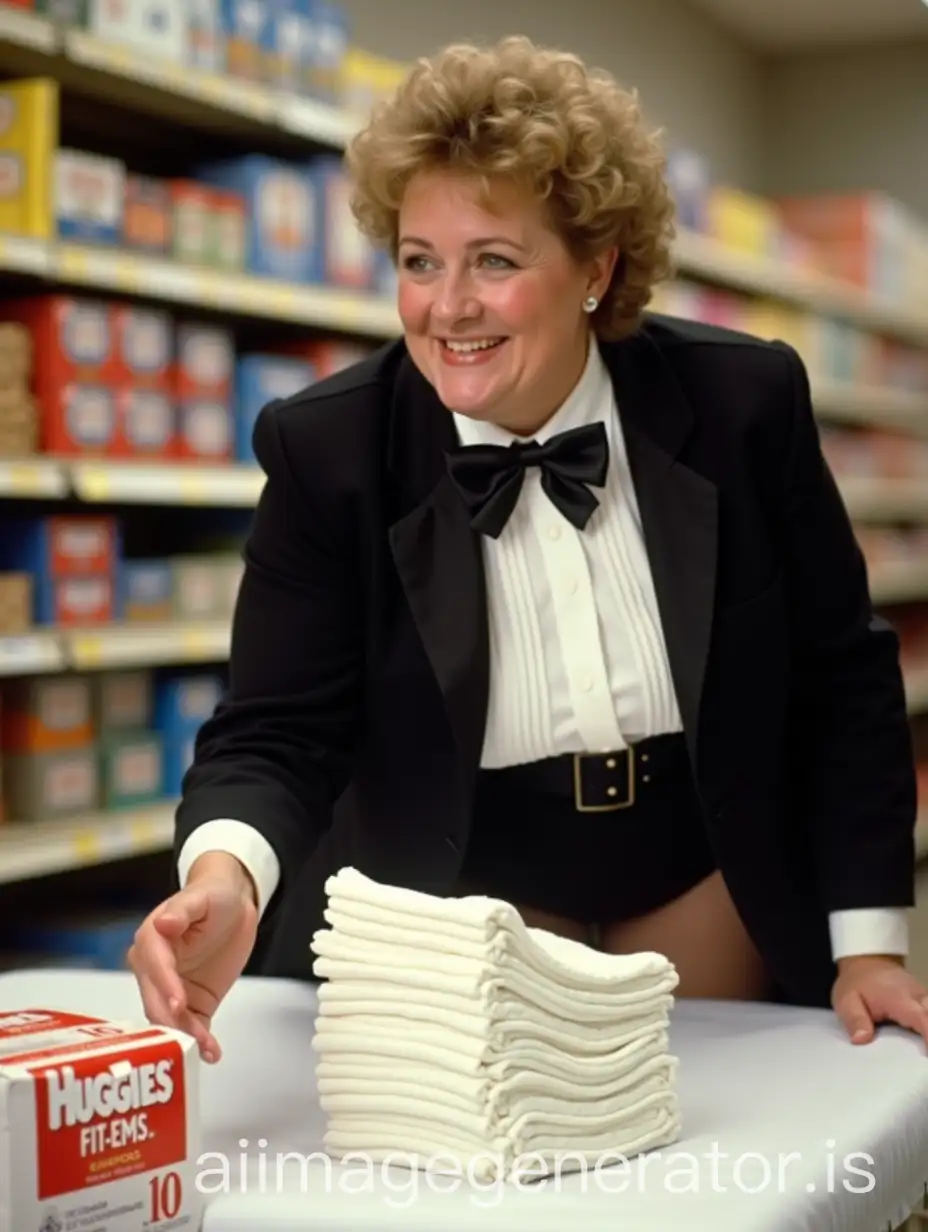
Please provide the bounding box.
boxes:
[601,329,718,768]
[386,352,490,786]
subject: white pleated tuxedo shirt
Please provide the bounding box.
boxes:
[178,342,907,960]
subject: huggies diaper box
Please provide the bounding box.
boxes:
[0,1008,202,1232]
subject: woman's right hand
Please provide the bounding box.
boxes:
[127,852,259,1063]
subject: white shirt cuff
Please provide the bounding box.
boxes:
[828,908,909,960]
[177,819,281,921]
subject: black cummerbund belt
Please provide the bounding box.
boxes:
[458,732,716,924]
[480,731,691,813]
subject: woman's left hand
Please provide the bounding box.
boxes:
[832,955,928,1046]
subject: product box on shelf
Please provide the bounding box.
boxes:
[2,742,99,821]
[162,729,195,795]
[123,173,173,254]
[173,323,234,461]
[55,148,126,245]
[94,669,153,732]
[33,0,89,19]
[665,146,711,232]
[308,154,377,289]
[706,185,780,257]
[85,0,187,62]
[34,573,117,625]
[0,573,31,635]
[234,352,314,461]
[115,386,176,458]
[187,0,224,72]
[120,559,174,622]
[170,555,231,619]
[155,672,224,738]
[113,306,173,386]
[0,77,57,241]
[170,179,216,267]
[337,45,406,118]
[213,189,248,271]
[775,192,909,300]
[100,730,164,809]
[0,514,121,581]
[2,295,121,454]
[0,1007,203,1232]
[220,0,269,81]
[1,675,93,754]
[262,0,305,90]
[305,0,349,103]
[197,154,323,282]
[0,319,39,454]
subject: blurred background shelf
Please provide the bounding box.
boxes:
[0,799,176,884]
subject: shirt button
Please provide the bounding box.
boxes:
[548,524,561,541]
[567,578,578,596]
[581,676,593,692]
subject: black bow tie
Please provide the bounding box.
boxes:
[444,421,609,539]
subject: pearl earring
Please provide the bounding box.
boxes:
[583,295,599,313]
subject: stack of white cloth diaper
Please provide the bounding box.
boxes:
[310,866,682,1182]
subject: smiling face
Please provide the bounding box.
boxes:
[396,170,617,436]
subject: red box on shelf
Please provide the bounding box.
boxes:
[112,306,173,387]
[2,295,121,455]
[35,574,116,626]
[113,385,176,459]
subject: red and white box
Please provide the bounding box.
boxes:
[0,1008,203,1232]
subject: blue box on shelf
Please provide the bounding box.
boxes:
[162,730,198,796]
[235,353,315,462]
[7,911,148,971]
[197,154,324,283]
[305,0,349,103]
[154,673,225,740]
[219,0,269,81]
[120,559,173,622]
[306,154,378,290]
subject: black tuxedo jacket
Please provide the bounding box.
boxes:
[174,313,917,1008]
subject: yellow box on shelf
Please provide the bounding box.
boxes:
[0,77,58,241]
[706,186,780,258]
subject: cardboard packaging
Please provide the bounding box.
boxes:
[100,730,164,809]
[220,0,269,81]
[55,148,126,245]
[0,77,57,242]
[3,743,99,821]
[2,296,121,455]
[197,154,323,282]
[93,670,153,732]
[123,174,172,254]
[234,352,313,462]
[0,1009,202,1232]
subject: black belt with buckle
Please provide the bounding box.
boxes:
[482,732,690,813]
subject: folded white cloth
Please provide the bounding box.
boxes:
[309,867,683,1182]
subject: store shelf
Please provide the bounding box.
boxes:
[0,457,68,499]
[674,228,928,347]
[813,383,928,436]
[65,621,231,670]
[69,460,264,506]
[0,800,176,884]
[0,8,358,149]
[870,563,928,606]
[0,4,55,53]
[0,235,400,337]
[0,632,64,677]
[0,621,230,678]
[840,478,928,523]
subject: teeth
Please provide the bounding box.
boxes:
[443,339,503,353]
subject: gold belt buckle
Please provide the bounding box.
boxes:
[573,748,635,812]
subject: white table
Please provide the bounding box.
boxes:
[1,968,927,1231]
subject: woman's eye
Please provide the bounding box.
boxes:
[402,255,432,271]
[479,253,514,268]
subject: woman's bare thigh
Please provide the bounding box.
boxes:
[598,870,772,1000]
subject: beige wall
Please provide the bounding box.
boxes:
[338,0,767,190]
[760,43,928,217]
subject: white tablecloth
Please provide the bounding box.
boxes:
[1,968,927,1231]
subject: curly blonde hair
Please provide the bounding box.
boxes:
[345,36,676,340]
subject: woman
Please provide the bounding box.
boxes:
[129,36,928,1062]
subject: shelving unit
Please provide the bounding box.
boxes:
[0,2,924,979]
